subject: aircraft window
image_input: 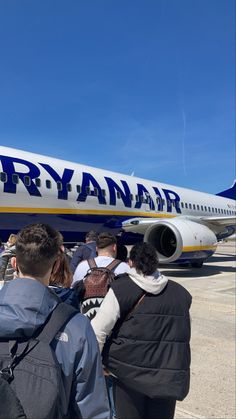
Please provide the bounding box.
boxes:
[141,196,145,203]
[185,203,188,209]
[35,178,41,187]
[76,185,81,193]
[204,206,207,212]
[197,205,200,210]
[86,186,90,195]
[224,209,226,214]
[189,203,192,209]
[0,172,7,183]
[57,182,63,191]
[67,183,72,192]
[130,194,134,201]
[135,194,140,202]
[46,180,51,189]
[201,205,203,211]
[117,191,121,199]
[221,209,223,214]
[162,199,165,206]
[24,176,31,187]
[192,204,195,210]
[212,208,214,213]
[208,207,211,212]
[12,174,19,184]
[167,199,171,207]
[181,202,184,208]
[102,189,106,197]
[156,197,160,204]
[94,188,98,196]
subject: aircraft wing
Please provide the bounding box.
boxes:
[122,217,166,234]
[200,216,236,226]
[122,215,236,234]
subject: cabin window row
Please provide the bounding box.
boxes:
[0,171,235,215]
[0,172,107,197]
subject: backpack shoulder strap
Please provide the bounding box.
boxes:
[37,303,78,344]
[87,258,97,269]
[106,259,121,272]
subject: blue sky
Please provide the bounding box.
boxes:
[0,0,235,195]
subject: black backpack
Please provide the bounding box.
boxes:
[78,259,121,321]
[0,303,78,419]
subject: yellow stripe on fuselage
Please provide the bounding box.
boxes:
[0,206,176,218]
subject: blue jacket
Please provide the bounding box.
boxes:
[0,278,110,419]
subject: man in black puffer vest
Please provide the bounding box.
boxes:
[92,242,192,419]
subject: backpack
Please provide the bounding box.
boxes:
[79,259,121,321]
[0,303,78,419]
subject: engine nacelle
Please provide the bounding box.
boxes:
[144,218,217,265]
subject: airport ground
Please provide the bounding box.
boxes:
[158,242,236,419]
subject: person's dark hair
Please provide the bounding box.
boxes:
[85,230,98,242]
[116,244,128,262]
[96,232,117,249]
[129,242,158,275]
[16,223,63,278]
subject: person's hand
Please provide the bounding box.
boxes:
[103,368,110,376]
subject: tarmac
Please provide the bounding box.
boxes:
[159,242,236,419]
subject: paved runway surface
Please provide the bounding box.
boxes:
[160,243,236,419]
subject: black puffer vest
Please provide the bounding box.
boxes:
[103,274,192,401]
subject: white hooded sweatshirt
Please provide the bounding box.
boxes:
[91,269,168,352]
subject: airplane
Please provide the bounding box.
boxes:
[0,145,235,268]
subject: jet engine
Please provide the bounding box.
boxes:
[144,218,217,267]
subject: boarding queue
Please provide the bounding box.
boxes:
[0,226,191,419]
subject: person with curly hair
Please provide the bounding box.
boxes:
[92,242,192,419]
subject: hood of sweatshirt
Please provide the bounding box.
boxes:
[128,267,168,294]
[0,278,58,339]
